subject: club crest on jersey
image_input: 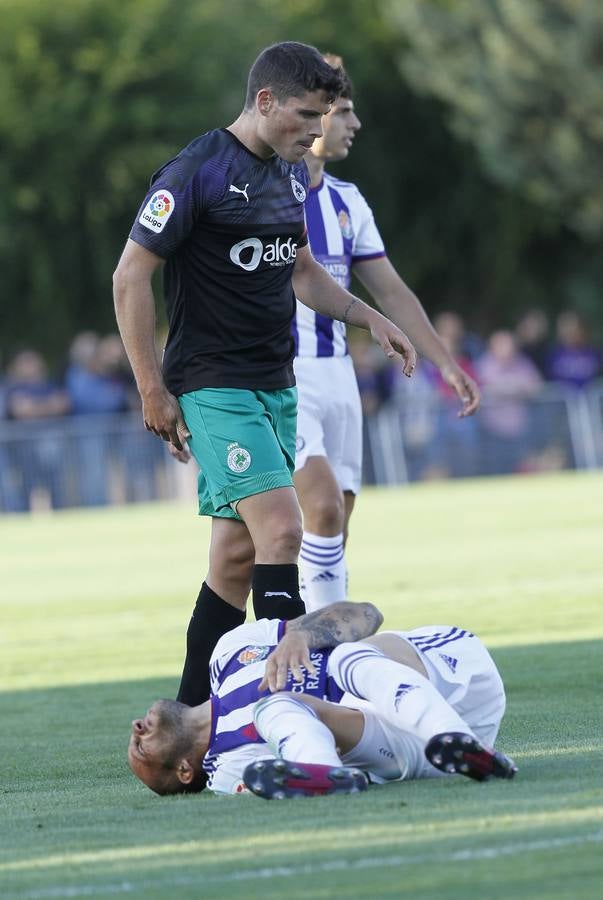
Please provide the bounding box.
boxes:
[139,190,175,233]
[338,209,353,239]
[227,442,252,473]
[291,176,306,203]
[296,435,306,452]
[237,646,269,665]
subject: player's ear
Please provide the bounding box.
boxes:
[176,759,196,786]
[256,89,274,117]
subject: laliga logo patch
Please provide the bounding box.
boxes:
[237,646,269,665]
[227,442,252,473]
[338,209,353,240]
[291,176,306,202]
[139,190,175,233]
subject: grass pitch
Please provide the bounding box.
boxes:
[1,471,602,899]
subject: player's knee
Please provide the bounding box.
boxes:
[259,517,303,557]
[328,640,385,692]
[225,535,255,573]
[305,491,345,534]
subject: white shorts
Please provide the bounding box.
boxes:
[340,627,507,782]
[293,355,362,494]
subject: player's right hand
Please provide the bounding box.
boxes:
[259,631,316,693]
[141,387,191,450]
[167,442,192,464]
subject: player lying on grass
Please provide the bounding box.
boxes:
[128,603,517,797]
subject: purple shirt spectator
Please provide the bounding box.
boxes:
[545,311,602,390]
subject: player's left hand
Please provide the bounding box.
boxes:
[259,632,316,693]
[440,363,481,417]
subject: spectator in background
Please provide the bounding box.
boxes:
[421,312,481,479]
[349,332,399,485]
[2,350,71,511]
[65,332,134,416]
[432,311,484,363]
[515,308,550,378]
[348,331,396,417]
[64,332,133,506]
[545,310,602,390]
[476,330,543,475]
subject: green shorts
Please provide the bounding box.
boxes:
[179,387,297,519]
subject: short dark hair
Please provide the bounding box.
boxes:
[321,53,354,100]
[245,42,345,109]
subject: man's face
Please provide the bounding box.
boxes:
[309,97,361,163]
[127,699,190,793]
[261,89,333,163]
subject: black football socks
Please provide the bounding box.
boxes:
[176,582,245,706]
[252,563,305,621]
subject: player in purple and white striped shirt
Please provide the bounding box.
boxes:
[292,55,481,612]
[128,602,516,797]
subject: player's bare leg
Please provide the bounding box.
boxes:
[207,518,254,610]
[237,486,305,620]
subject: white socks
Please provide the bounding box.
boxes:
[329,643,474,744]
[299,531,347,612]
[254,694,342,767]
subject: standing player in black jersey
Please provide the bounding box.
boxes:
[113,42,416,705]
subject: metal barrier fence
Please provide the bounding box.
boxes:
[1,382,602,511]
[0,413,190,513]
[363,380,603,485]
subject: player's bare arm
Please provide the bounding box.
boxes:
[292,245,417,375]
[259,601,383,692]
[113,239,191,449]
[354,256,480,417]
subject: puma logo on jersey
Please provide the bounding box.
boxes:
[229,182,250,202]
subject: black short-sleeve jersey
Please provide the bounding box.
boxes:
[129,128,309,394]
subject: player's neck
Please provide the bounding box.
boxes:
[187,700,213,750]
[305,152,325,188]
[226,114,274,160]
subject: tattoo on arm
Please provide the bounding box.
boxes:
[289,602,383,648]
[342,298,359,325]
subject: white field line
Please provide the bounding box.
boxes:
[13,828,603,899]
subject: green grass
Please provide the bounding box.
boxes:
[1,470,602,899]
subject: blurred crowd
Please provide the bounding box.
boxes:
[351,308,602,482]
[0,331,165,512]
[1,309,601,511]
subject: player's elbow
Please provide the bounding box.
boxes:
[357,602,384,635]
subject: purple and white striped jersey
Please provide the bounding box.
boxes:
[293,172,386,358]
[203,619,344,793]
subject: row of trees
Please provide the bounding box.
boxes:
[1,0,602,366]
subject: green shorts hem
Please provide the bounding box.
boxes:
[199,469,294,519]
